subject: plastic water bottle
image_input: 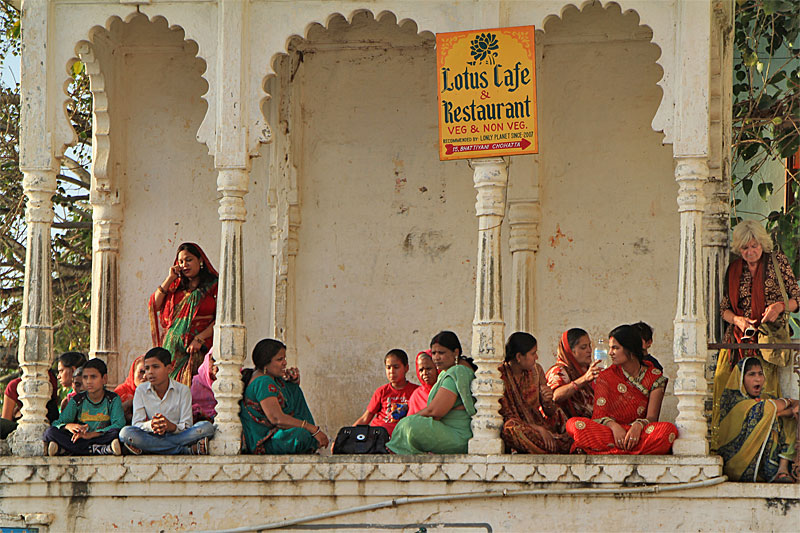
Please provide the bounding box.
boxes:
[593,337,609,368]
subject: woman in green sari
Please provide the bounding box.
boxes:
[387,331,476,454]
[717,357,798,482]
[240,339,330,454]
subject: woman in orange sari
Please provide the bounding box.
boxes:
[149,243,218,386]
[566,324,677,455]
[500,332,571,454]
[546,328,601,419]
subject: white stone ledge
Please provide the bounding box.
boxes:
[0,454,722,490]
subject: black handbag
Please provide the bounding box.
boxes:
[331,425,390,454]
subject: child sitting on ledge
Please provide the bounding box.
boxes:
[119,347,214,455]
[44,358,125,456]
[353,349,418,436]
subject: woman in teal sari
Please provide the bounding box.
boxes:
[240,339,330,454]
[717,357,798,482]
[387,331,476,454]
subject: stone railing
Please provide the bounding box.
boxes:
[0,454,722,489]
[6,453,800,532]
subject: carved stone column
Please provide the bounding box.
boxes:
[79,41,122,383]
[11,0,59,457]
[468,157,508,455]
[12,172,57,456]
[211,168,248,455]
[268,52,300,359]
[207,0,269,455]
[702,185,728,344]
[508,199,540,334]
[673,157,710,456]
[89,202,122,383]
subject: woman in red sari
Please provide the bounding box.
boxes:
[546,328,602,419]
[500,332,571,454]
[566,324,677,455]
[149,243,218,386]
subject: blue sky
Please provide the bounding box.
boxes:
[0,47,19,88]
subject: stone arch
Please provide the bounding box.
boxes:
[64,13,214,383]
[538,1,670,143]
[66,13,209,199]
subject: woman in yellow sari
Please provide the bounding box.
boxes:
[713,221,800,448]
[717,357,798,482]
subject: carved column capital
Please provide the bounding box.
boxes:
[675,157,708,214]
[470,157,508,219]
[508,199,541,254]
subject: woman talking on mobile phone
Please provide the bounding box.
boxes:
[149,242,218,386]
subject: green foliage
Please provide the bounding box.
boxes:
[731,0,800,281]
[0,2,92,368]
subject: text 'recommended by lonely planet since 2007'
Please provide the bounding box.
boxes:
[436,26,538,160]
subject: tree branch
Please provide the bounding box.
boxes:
[53,221,92,230]
[0,93,19,106]
[60,154,90,185]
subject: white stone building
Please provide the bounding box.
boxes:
[2,0,797,531]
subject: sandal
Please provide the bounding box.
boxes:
[190,436,209,455]
[772,472,795,483]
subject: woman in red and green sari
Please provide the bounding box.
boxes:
[149,243,218,386]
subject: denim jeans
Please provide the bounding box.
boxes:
[119,421,214,455]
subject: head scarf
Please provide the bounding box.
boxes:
[113,355,145,403]
[407,350,439,416]
[191,348,217,419]
[156,243,219,343]
[714,357,794,482]
[414,350,439,392]
[556,330,587,381]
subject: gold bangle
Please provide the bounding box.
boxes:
[157,285,167,295]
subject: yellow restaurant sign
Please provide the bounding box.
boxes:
[437,26,538,161]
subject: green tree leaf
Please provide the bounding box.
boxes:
[758,182,773,201]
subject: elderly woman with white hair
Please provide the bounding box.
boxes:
[712,219,800,450]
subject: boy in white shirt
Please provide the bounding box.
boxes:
[119,347,215,455]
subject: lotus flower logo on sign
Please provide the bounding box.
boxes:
[437,26,538,161]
